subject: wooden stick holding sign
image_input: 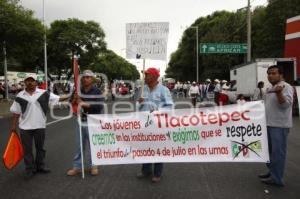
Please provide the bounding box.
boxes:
[72,55,85,179]
[141,58,146,98]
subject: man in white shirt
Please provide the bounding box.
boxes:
[10,75,67,179]
[189,81,200,107]
[214,79,221,104]
[183,82,188,98]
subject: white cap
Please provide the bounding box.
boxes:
[221,80,227,83]
[24,74,36,81]
[222,85,230,90]
[192,81,196,84]
[205,79,211,82]
[214,79,220,83]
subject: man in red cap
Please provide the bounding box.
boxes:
[137,67,174,183]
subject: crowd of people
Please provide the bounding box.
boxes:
[170,78,277,107]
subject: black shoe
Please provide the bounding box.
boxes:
[258,173,271,179]
[136,172,151,179]
[260,178,284,187]
[35,167,51,174]
[24,171,34,180]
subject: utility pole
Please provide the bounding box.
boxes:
[247,0,251,62]
[196,26,199,82]
[3,41,8,100]
[43,0,48,89]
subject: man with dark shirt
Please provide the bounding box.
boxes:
[67,70,104,176]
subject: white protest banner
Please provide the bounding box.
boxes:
[126,22,169,61]
[87,101,269,165]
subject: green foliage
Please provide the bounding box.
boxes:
[47,18,107,74]
[0,2,139,80]
[90,50,140,81]
[0,0,44,73]
[166,0,300,82]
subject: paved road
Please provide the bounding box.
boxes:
[0,99,299,199]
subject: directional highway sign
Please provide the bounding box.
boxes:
[200,43,247,54]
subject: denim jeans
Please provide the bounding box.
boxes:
[142,163,163,177]
[266,126,289,185]
[72,122,93,169]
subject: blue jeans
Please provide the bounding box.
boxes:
[73,122,93,169]
[142,163,163,177]
[266,126,289,185]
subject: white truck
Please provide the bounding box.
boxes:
[230,58,297,98]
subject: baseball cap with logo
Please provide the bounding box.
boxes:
[145,68,160,77]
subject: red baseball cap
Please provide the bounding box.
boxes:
[145,67,160,77]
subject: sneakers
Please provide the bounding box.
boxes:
[260,177,284,187]
[136,172,161,183]
[35,167,51,174]
[136,172,152,179]
[258,173,271,179]
[151,176,161,183]
[66,168,82,176]
[90,167,99,176]
[67,167,99,176]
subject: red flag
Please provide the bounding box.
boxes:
[3,131,24,170]
[72,56,79,114]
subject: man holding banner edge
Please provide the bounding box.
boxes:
[67,69,104,177]
[259,65,293,187]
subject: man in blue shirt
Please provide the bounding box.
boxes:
[67,70,104,176]
[137,67,173,183]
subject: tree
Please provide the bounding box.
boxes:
[0,0,44,74]
[166,11,246,81]
[47,18,107,75]
[166,0,300,81]
[90,50,140,81]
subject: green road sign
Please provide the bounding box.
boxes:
[200,43,247,54]
[17,72,26,78]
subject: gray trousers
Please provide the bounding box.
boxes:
[20,128,46,172]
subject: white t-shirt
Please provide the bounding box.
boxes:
[189,85,200,96]
[10,88,60,130]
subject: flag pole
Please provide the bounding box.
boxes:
[141,58,146,98]
[73,56,85,179]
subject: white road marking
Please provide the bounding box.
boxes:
[46,117,70,126]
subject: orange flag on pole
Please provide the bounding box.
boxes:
[3,131,24,170]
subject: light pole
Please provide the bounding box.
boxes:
[247,0,252,62]
[3,41,8,100]
[189,26,199,82]
[43,0,48,89]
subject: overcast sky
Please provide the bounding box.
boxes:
[20,0,267,77]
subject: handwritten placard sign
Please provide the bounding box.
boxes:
[126,22,169,61]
